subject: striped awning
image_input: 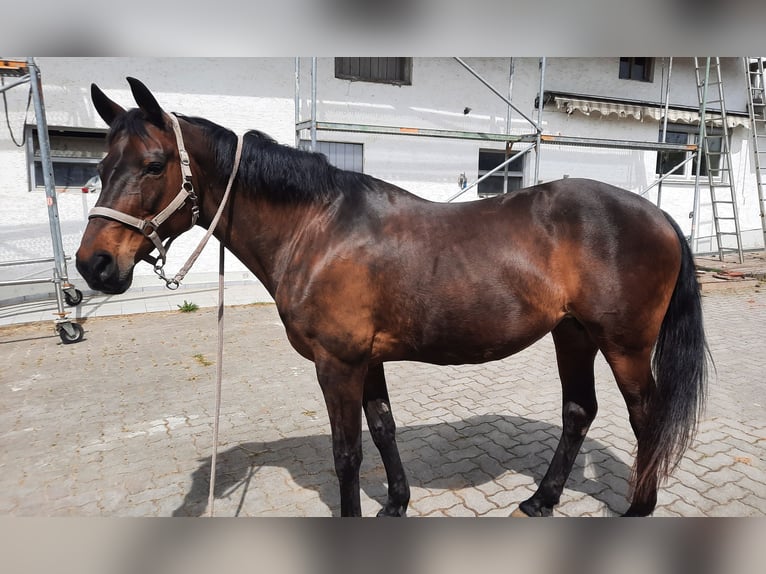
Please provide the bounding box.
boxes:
[550,94,749,129]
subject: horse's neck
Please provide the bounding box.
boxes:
[204,182,329,296]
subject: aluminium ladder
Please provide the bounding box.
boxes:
[744,57,766,249]
[693,57,744,263]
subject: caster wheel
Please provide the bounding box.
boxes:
[59,322,85,344]
[64,288,83,306]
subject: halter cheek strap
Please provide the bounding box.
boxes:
[87,187,194,263]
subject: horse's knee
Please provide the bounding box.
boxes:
[332,446,362,480]
[562,400,597,436]
[368,417,396,448]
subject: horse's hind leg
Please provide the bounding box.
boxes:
[363,363,410,516]
[517,318,598,517]
[601,348,658,516]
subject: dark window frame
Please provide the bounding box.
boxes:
[27,126,106,190]
[655,123,723,180]
[477,148,525,197]
[335,58,412,86]
[299,139,364,173]
[618,57,654,82]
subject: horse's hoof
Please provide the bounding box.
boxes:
[510,507,531,517]
[377,505,407,517]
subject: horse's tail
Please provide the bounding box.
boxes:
[635,213,710,499]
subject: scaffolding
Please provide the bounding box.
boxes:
[295,57,760,258]
[692,57,743,263]
[0,58,84,343]
[744,57,766,249]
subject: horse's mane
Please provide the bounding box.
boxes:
[108,109,374,203]
[178,114,374,203]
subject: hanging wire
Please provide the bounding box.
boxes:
[1,75,33,147]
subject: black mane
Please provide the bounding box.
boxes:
[108,110,374,203]
[178,114,374,203]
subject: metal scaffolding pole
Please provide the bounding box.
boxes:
[534,57,546,185]
[657,57,673,209]
[0,58,84,343]
[310,57,317,151]
[294,57,301,147]
[453,57,539,130]
[28,60,66,293]
[691,59,710,253]
[503,57,515,195]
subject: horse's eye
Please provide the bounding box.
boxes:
[145,162,165,176]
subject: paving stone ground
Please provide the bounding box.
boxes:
[0,287,764,517]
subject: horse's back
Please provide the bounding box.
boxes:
[381,178,682,359]
[280,177,682,365]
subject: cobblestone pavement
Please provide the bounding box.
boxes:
[1,287,764,517]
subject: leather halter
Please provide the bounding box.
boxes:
[88,113,199,274]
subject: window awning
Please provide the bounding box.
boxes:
[548,93,750,129]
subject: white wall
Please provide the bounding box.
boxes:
[0,57,297,302]
[1,57,762,304]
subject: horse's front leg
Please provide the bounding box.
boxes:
[315,356,368,517]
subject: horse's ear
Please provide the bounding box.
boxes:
[126,77,166,128]
[91,83,125,127]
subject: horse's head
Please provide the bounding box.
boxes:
[76,78,199,294]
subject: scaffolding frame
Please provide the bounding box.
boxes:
[744,57,766,249]
[294,57,755,254]
[0,58,84,343]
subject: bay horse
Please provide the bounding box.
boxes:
[76,78,708,517]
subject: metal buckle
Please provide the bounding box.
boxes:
[153,258,180,290]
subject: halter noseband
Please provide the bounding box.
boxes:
[88,113,199,278]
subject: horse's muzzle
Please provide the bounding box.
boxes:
[75,250,134,295]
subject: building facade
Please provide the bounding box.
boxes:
[0,57,762,302]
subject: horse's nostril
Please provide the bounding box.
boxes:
[91,252,115,281]
[76,250,131,295]
[77,251,116,286]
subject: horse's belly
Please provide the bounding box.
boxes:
[374,304,561,365]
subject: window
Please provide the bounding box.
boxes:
[618,57,654,82]
[335,58,412,86]
[655,123,722,179]
[299,140,364,173]
[477,148,524,197]
[27,127,105,190]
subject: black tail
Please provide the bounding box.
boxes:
[636,214,710,495]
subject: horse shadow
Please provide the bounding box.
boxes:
[172,414,632,517]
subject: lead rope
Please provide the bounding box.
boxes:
[207,241,226,517]
[205,134,244,518]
